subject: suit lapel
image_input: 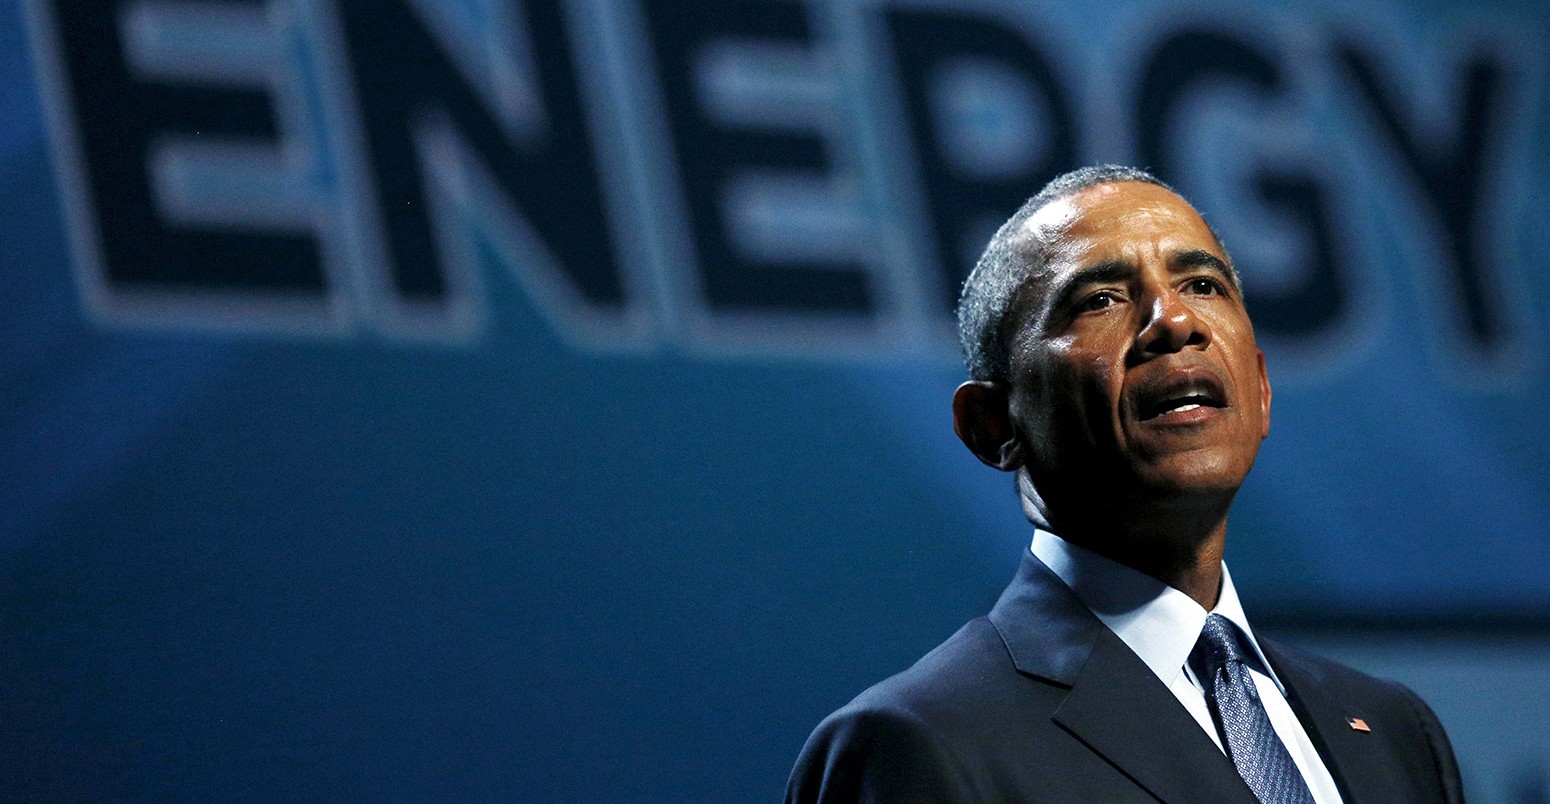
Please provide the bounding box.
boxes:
[1052,628,1258,804]
[1262,640,1391,804]
[990,553,1258,804]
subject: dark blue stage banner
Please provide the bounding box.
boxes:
[4,0,1548,801]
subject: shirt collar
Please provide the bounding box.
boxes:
[1030,528,1285,695]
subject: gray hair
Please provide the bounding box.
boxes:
[955,165,1238,382]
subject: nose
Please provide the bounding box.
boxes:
[1134,288,1210,357]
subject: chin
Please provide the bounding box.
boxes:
[1133,454,1251,498]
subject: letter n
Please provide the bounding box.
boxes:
[335,0,633,342]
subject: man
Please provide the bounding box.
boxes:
[787,166,1463,803]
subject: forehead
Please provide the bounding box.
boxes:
[1021,181,1219,266]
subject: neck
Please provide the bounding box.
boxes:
[1024,473,1231,609]
[1100,520,1226,610]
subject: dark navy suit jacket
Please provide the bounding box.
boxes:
[788,551,1464,803]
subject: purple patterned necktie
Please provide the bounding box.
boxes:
[1193,614,1317,804]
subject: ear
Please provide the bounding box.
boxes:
[952,381,1024,471]
[1256,349,1272,439]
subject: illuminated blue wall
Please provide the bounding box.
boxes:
[3,0,1547,800]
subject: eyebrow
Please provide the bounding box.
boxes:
[1173,249,1236,287]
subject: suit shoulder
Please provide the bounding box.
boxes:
[787,617,1056,803]
[847,616,1026,722]
[1260,635,1416,700]
[785,619,1008,802]
[1260,635,1440,721]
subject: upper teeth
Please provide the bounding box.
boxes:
[1164,395,1206,413]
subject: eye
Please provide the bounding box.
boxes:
[1082,290,1121,311]
[1184,276,1225,296]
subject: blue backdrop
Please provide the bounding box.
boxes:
[4,0,1548,800]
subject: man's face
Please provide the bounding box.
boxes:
[1004,181,1271,504]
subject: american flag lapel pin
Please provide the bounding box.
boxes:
[1346,717,1371,732]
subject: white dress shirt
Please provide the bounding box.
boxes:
[1031,529,1344,804]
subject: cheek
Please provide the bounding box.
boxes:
[1008,354,1066,440]
[1070,351,1121,418]
[1033,348,1087,412]
[1224,359,1269,462]
[1013,339,1118,433]
[1036,358,1119,453]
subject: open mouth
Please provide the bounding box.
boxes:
[1136,371,1228,421]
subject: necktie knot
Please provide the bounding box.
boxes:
[1195,612,1245,671]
